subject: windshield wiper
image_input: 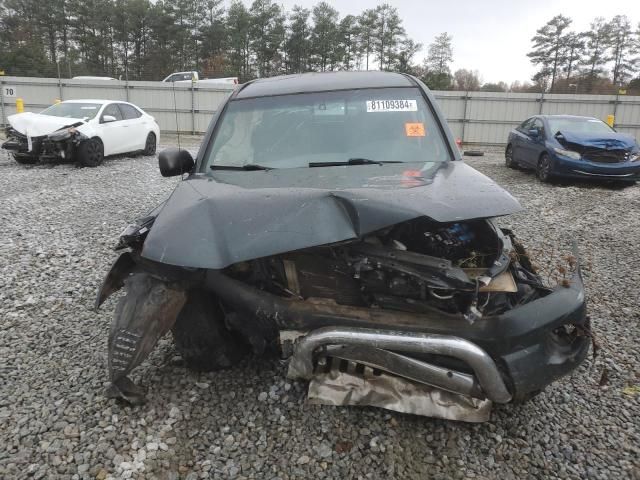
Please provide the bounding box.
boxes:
[309,158,404,168]
[210,164,272,171]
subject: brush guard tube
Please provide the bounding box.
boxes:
[288,327,512,403]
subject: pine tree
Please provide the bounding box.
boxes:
[527,15,572,92]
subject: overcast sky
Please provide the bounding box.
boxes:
[226,0,639,84]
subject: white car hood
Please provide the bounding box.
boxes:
[8,112,86,137]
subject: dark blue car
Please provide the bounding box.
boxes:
[505,115,640,183]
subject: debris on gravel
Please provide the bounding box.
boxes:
[1,140,639,479]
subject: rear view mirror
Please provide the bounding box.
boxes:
[102,115,117,123]
[528,129,540,138]
[158,148,195,177]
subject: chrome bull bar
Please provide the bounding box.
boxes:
[287,326,513,404]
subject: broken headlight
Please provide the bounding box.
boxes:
[553,147,581,160]
[47,127,77,142]
[115,215,156,250]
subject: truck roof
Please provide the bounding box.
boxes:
[235,71,415,99]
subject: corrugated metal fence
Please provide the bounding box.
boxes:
[2,76,639,145]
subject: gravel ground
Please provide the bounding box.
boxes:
[1,139,639,480]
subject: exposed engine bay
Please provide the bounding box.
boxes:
[3,123,88,162]
[225,217,546,322]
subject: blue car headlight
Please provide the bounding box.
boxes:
[553,147,581,160]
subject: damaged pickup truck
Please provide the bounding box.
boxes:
[2,100,159,166]
[96,72,591,422]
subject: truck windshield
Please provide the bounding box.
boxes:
[41,102,102,120]
[203,87,451,170]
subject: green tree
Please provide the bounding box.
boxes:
[527,15,572,92]
[199,0,227,77]
[285,5,311,73]
[357,9,377,70]
[561,32,583,80]
[372,4,405,70]
[249,0,285,77]
[426,32,453,74]
[335,14,358,70]
[225,0,252,80]
[394,38,421,74]
[607,15,637,86]
[581,17,611,92]
[310,2,338,72]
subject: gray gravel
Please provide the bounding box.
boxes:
[1,140,639,480]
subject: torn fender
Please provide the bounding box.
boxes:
[106,273,186,404]
[95,252,137,310]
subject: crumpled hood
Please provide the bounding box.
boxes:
[7,112,85,137]
[557,130,638,151]
[141,161,522,269]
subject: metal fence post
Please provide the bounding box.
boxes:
[57,62,63,101]
[191,82,195,135]
[612,90,620,128]
[461,91,469,144]
[0,78,5,128]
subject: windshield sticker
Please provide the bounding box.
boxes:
[81,106,98,109]
[367,100,417,112]
[405,122,425,137]
[314,101,346,116]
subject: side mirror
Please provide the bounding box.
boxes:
[528,128,540,138]
[158,148,195,177]
[102,115,117,123]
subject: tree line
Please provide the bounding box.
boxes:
[527,14,640,94]
[0,0,429,82]
[2,2,638,95]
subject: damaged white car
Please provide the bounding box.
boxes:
[2,100,160,167]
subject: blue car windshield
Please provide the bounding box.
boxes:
[547,117,613,135]
[203,87,451,170]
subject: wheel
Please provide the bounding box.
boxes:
[143,132,156,156]
[77,138,104,167]
[12,153,38,165]
[171,290,247,371]
[505,145,516,168]
[536,153,553,182]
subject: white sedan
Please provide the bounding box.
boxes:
[1,99,160,167]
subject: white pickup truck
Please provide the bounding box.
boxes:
[161,71,238,85]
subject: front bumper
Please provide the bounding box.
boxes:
[552,153,640,180]
[205,266,590,402]
[98,252,590,403]
[1,128,85,160]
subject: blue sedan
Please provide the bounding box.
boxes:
[505,115,640,183]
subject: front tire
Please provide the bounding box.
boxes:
[172,290,247,371]
[536,153,553,182]
[77,138,104,167]
[505,144,516,168]
[143,132,156,156]
[12,153,38,165]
